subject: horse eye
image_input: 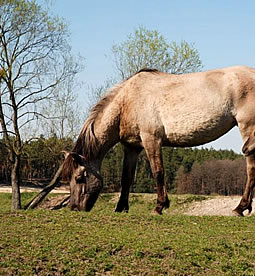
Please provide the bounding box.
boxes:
[75,174,85,183]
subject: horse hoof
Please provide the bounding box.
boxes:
[152,209,162,215]
[232,209,244,217]
[115,207,129,213]
[164,200,170,209]
[248,206,252,214]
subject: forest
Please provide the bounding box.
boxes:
[0,136,245,195]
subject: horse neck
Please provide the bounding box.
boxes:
[95,134,120,170]
[81,89,121,169]
[87,120,120,171]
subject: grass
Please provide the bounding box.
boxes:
[1,193,255,275]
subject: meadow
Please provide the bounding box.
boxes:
[1,193,255,275]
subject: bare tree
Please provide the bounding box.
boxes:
[176,159,247,195]
[85,79,115,119]
[0,0,79,209]
[40,56,84,140]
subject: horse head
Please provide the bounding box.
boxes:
[62,152,103,211]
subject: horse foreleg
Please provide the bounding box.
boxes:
[233,154,255,216]
[142,134,169,215]
[115,145,141,213]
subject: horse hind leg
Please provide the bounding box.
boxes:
[242,130,255,157]
[234,111,255,216]
[115,145,141,213]
[141,133,169,215]
[233,154,255,216]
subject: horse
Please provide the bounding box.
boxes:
[62,66,255,216]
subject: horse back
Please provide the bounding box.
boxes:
[119,66,255,147]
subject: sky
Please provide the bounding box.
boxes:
[50,0,255,153]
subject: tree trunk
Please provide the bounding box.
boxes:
[11,155,21,210]
[24,164,64,210]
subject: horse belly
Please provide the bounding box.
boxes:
[163,111,236,147]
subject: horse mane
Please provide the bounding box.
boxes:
[62,83,122,180]
[74,86,121,157]
[125,68,159,80]
[62,68,159,180]
[137,68,159,74]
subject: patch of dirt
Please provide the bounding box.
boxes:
[183,196,254,216]
[39,195,70,210]
[0,185,69,193]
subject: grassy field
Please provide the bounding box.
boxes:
[1,193,255,275]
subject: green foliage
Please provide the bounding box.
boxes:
[0,0,65,34]
[0,136,73,182]
[163,147,243,193]
[111,25,203,79]
[101,144,123,192]
[1,193,255,275]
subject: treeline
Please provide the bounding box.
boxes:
[0,136,245,195]
[176,159,246,195]
[0,136,73,183]
[102,144,245,195]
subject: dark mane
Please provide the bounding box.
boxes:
[125,68,159,80]
[137,68,159,74]
[62,84,122,180]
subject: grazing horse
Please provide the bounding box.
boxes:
[62,66,255,216]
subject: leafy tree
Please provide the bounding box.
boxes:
[111,25,202,80]
[0,0,79,209]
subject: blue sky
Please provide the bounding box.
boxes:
[51,0,255,153]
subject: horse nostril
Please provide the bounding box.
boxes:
[244,150,249,156]
[242,146,248,155]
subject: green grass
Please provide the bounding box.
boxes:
[1,193,255,275]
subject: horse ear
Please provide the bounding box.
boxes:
[69,152,86,165]
[62,151,69,159]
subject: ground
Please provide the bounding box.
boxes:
[0,184,249,216]
[0,183,69,193]
[37,193,252,216]
[183,195,253,216]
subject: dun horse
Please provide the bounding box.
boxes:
[62,66,255,216]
